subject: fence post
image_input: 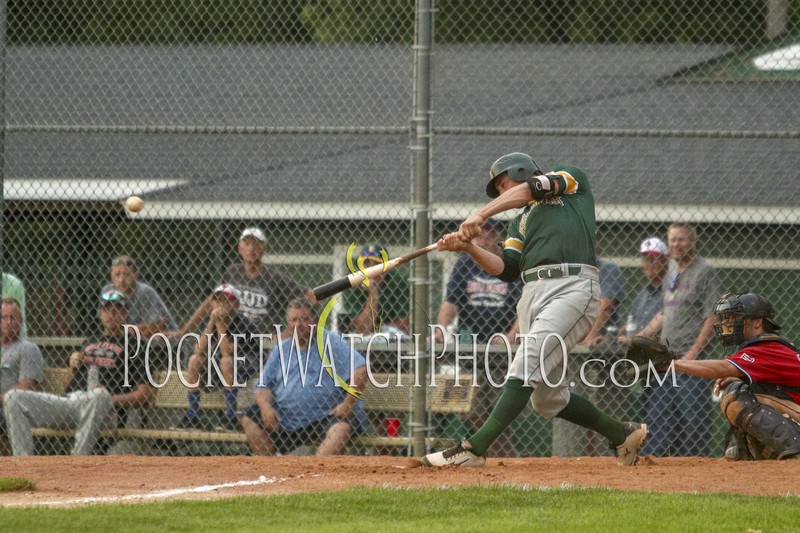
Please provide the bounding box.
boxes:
[411,0,435,457]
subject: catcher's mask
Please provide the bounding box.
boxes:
[713,292,781,346]
[486,152,540,198]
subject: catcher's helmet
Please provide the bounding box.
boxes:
[486,152,540,198]
[713,292,781,345]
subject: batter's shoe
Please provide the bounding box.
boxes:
[421,439,486,468]
[614,422,648,466]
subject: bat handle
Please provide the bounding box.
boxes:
[313,276,355,300]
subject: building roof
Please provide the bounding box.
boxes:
[6,42,799,221]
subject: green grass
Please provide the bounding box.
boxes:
[2,486,800,532]
[0,478,36,493]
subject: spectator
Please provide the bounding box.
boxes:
[242,298,367,456]
[637,222,723,456]
[662,292,800,460]
[170,227,308,337]
[581,237,626,346]
[4,289,154,456]
[617,237,669,342]
[178,284,262,431]
[434,217,521,457]
[343,244,410,336]
[102,255,177,337]
[2,272,27,337]
[0,298,44,455]
[434,218,520,345]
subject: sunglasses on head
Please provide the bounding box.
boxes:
[101,291,126,303]
[111,257,135,267]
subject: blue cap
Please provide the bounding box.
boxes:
[360,243,388,261]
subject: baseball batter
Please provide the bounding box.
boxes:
[422,152,647,467]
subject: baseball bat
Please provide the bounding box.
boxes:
[313,243,438,300]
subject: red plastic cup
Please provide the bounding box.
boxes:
[385,417,401,437]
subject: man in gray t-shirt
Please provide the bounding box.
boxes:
[636,223,723,457]
[1,298,44,446]
[103,255,177,337]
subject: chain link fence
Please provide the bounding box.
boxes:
[1,1,798,459]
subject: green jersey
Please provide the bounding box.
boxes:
[502,165,596,272]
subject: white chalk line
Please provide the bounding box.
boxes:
[3,474,303,508]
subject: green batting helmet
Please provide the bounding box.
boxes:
[486,152,540,198]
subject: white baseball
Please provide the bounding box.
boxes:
[125,196,144,213]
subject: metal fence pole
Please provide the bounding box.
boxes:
[0,0,6,304]
[411,0,434,457]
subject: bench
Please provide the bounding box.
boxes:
[354,372,476,453]
[31,368,476,454]
[31,368,255,444]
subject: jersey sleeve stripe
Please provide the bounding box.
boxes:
[504,238,524,253]
[726,359,753,383]
[552,170,578,194]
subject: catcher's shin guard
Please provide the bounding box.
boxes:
[721,382,800,460]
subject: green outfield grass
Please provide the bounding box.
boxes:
[2,486,799,532]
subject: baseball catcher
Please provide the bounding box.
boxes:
[631,292,800,460]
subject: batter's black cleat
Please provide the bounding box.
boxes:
[421,439,486,468]
[615,422,648,466]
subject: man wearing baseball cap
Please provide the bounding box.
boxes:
[617,237,669,343]
[179,283,261,431]
[169,226,309,338]
[635,223,723,457]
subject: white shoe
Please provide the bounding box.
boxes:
[422,439,486,468]
[615,422,647,466]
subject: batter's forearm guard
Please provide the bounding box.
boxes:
[527,174,563,201]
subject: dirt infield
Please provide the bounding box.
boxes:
[1,455,799,507]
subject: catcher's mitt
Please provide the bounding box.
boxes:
[626,336,676,371]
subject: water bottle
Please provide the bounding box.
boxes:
[605,326,618,345]
[87,365,100,390]
[626,315,637,338]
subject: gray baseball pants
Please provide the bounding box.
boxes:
[3,388,116,455]
[508,265,600,419]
